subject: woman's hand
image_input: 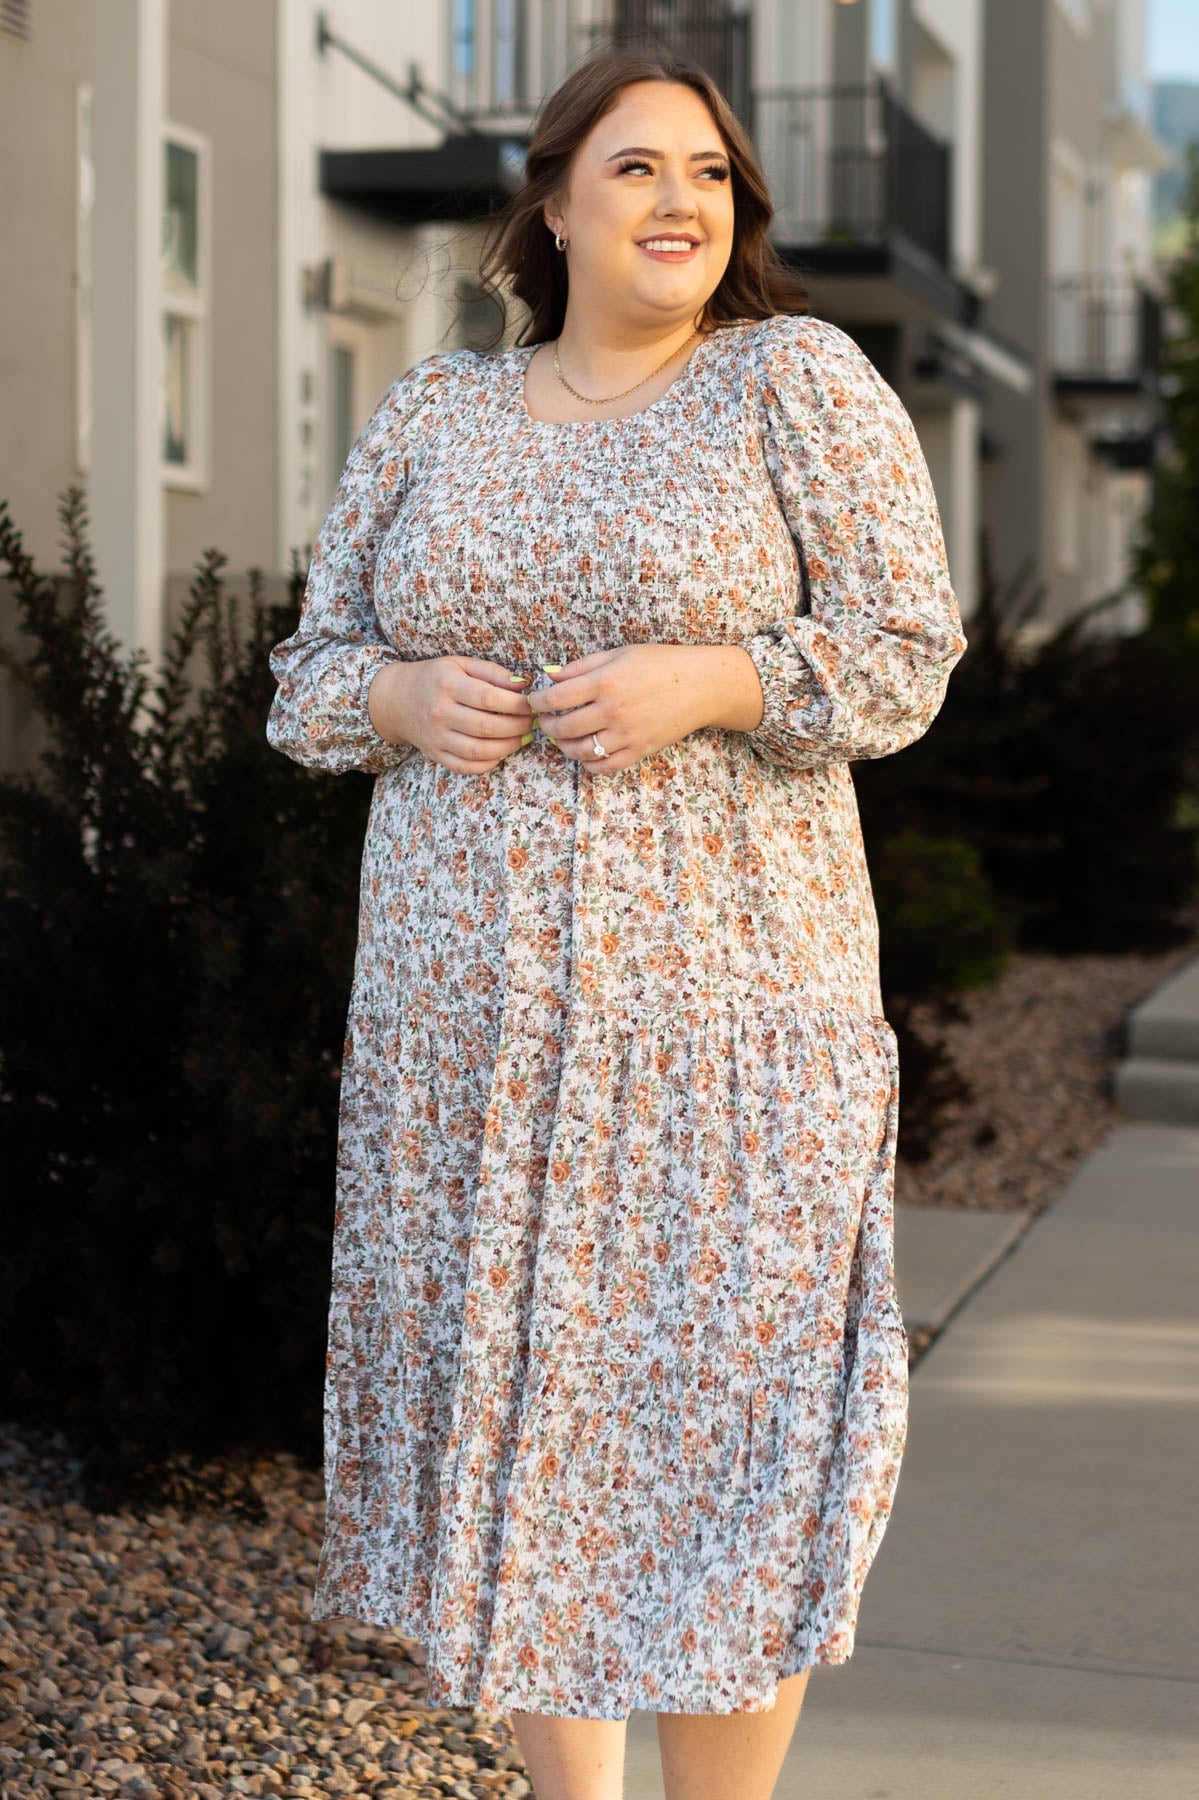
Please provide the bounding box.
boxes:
[524,643,766,774]
[368,657,535,774]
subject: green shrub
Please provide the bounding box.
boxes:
[855,529,1199,957]
[1130,140,1199,672]
[0,489,372,1509]
[867,829,1013,1164]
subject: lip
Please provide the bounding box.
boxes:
[636,237,701,262]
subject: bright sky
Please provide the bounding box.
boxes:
[1148,0,1199,82]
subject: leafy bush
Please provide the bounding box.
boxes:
[855,529,1199,959]
[0,489,372,1509]
[1130,140,1199,672]
[866,829,1013,1164]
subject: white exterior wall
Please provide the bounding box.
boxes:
[912,0,982,275]
[276,2,606,564]
[911,0,985,621]
[752,0,830,90]
[87,0,166,666]
[276,6,448,569]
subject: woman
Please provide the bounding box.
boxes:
[266,45,967,1800]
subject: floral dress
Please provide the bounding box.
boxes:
[265,312,967,1720]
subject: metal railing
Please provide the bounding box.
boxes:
[1050,276,1163,385]
[581,2,752,123]
[750,79,951,266]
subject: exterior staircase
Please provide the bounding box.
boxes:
[1115,952,1199,1124]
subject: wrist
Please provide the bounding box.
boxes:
[693,644,765,733]
[366,658,415,747]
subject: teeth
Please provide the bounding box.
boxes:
[640,240,694,252]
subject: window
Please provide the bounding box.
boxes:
[455,276,496,351]
[1055,423,1084,575]
[76,83,94,475]
[452,0,475,78]
[161,126,210,488]
[494,0,527,105]
[331,344,356,479]
[1,1,32,41]
[1054,0,1090,35]
[1050,139,1086,280]
[870,0,897,73]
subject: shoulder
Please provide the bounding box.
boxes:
[751,311,914,443]
[752,311,882,389]
[380,345,498,431]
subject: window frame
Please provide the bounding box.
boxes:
[160,120,211,493]
[76,82,94,476]
[493,0,528,106]
[1053,0,1091,38]
[452,0,477,82]
[325,314,374,500]
[869,0,898,75]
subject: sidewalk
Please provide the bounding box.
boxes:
[624,962,1199,1798]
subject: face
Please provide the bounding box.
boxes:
[545,80,735,328]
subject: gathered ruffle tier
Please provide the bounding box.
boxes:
[311,995,908,1717]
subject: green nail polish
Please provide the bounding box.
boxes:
[508,672,527,682]
[540,662,562,673]
[520,731,534,744]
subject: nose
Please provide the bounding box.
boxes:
[654,169,699,212]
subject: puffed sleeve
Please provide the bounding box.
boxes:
[265,358,444,775]
[737,314,967,772]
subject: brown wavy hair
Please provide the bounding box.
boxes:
[473,44,811,348]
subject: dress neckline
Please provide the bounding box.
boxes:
[508,322,751,430]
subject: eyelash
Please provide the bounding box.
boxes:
[615,158,730,181]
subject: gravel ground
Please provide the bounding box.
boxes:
[0,1426,530,1799]
[896,923,1199,1216]
[2,927,1197,1798]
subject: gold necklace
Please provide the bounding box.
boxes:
[552,328,704,405]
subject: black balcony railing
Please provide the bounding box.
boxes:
[1051,276,1163,388]
[582,2,752,123]
[750,79,951,267]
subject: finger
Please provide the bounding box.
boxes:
[433,753,509,774]
[473,663,535,691]
[455,655,534,689]
[460,702,541,743]
[538,648,617,681]
[532,699,607,739]
[544,724,624,766]
[451,672,536,724]
[525,677,602,717]
[445,717,535,756]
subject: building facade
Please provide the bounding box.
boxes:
[980,0,1167,636]
[0,0,1166,770]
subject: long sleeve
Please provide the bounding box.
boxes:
[265,360,444,775]
[737,314,967,772]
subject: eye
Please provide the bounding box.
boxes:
[612,157,734,181]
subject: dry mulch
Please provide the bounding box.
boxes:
[3,926,1197,1797]
[897,924,1199,1217]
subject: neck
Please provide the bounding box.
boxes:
[550,316,705,385]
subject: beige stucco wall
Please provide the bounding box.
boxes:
[0,0,91,571]
[164,1,278,622]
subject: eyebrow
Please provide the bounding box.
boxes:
[605,146,728,162]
